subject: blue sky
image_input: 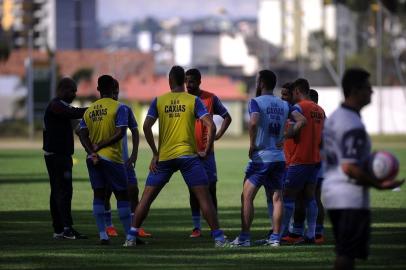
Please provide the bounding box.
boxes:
[97,0,258,24]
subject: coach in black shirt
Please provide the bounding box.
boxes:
[43,77,87,240]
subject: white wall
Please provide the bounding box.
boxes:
[174,34,192,66]
[219,33,258,76]
[258,0,282,46]
[45,0,56,50]
[324,5,336,39]
[192,34,220,66]
[317,87,406,134]
[0,76,25,121]
[137,31,152,53]
[258,0,336,58]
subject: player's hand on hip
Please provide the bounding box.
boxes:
[91,153,99,165]
[125,157,136,168]
[149,155,159,173]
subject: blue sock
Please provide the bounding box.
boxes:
[270,233,280,241]
[117,200,131,234]
[281,198,295,236]
[104,210,113,227]
[126,227,138,241]
[267,200,274,225]
[239,232,251,241]
[305,198,318,239]
[93,199,107,239]
[292,222,304,236]
[192,210,201,229]
[316,224,324,235]
[211,229,225,242]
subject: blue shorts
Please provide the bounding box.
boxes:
[282,168,288,184]
[86,158,128,191]
[201,152,217,183]
[315,162,324,185]
[245,161,285,190]
[126,166,138,185]
[284,164,318,189]
[146,156,208,187]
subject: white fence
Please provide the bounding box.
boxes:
[317,87,406,134]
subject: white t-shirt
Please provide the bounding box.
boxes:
[321,105,371,209]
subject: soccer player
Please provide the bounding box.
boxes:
[230,70,305,247]
[43,77,88,240]
[281,78,325,244]
[322,68,404,270]
[257,82,294,242]
[309,88,325,243]
[185,68,232,238]
[284,88,326,243]
[78,75,132,245]
[124,65,229,247]
[103,79,151,238]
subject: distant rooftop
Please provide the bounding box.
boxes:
[0,49,154,81]
[77,75,247,102]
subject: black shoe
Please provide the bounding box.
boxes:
[100,239,110,245]
[72,228,88,239]
[295,236,315,245]
[63,228,88,240]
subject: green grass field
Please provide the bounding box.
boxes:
[0,139,405,269]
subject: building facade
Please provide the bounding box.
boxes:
[1,0,97,50]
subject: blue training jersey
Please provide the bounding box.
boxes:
[121,105,138,161]
[248,94,289,162]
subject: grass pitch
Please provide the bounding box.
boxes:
[0,140,405,269]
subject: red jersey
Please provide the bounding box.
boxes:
[290,100,325,165]
[194,90,228,152]
[284,137,295,167]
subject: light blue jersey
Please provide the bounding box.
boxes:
[248,94,289,162]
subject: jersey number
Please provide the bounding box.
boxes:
[269,122,281,137]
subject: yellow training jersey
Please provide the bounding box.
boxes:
[152,92,205,161]
[83,98,125,163]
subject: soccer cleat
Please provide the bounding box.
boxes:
[229,236,251,247]
[71,228,88,239]
[214,239,233,248]
[106,226,118,237]
[254,229,273,246]
[63,228,76,239]
[254,238,269,245]
[190,228,202,238]
[254,230,274,245]
[281,233,303,244]
[100,239,110,245]
[123,239,137,247]
[63,228,88,240]
[315,234,325,244]
[138,228,152,238]
[265,239,280,247]
[53,232,64,239]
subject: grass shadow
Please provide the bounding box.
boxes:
[1,207,406,270]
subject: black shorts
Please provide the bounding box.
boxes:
[328,209,370,260]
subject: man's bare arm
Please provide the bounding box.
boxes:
[199,114,216,158]
[215,113,232,140]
